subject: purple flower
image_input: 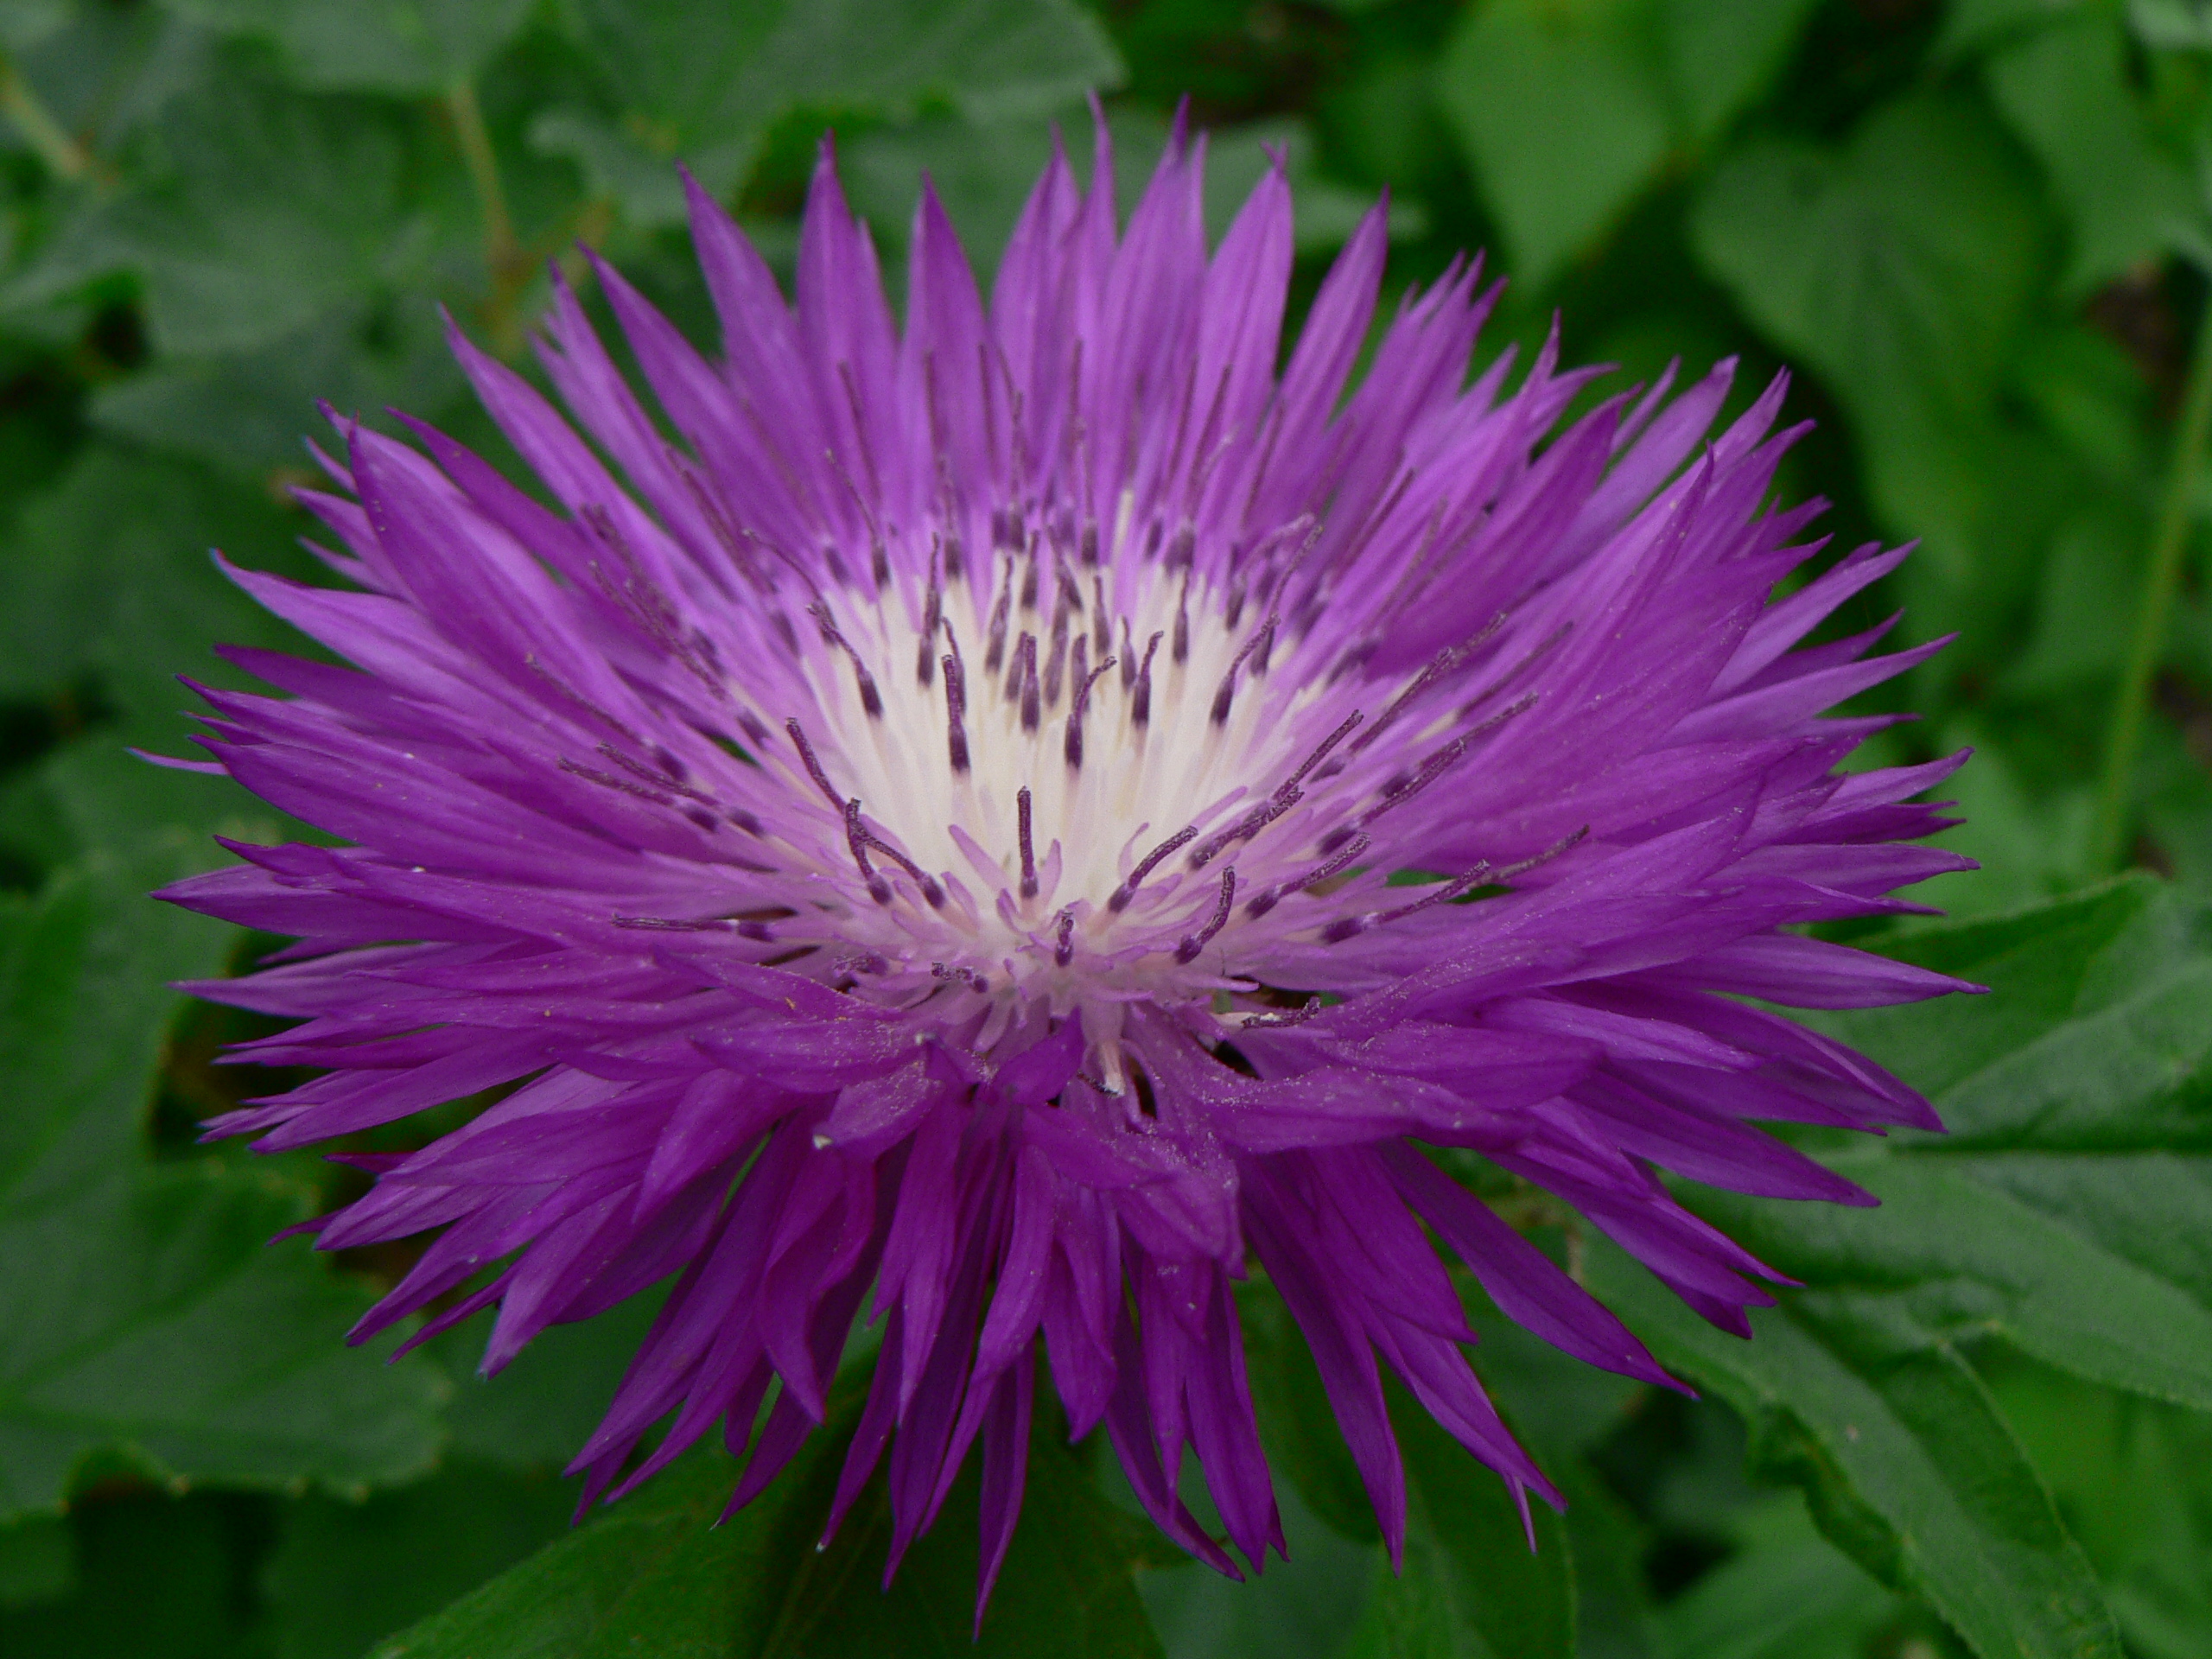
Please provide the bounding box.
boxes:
[157,118,1973,1609]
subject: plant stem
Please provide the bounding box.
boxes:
[2090,296,2212,873]
[0,54,90,182]
[444,78,527,347]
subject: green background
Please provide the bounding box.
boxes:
[2,2,2210,1656]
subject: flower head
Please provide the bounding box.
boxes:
[159,118,1972,1608]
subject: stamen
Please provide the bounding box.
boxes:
[842,799,894,905]
[984,571,1012,675]
[1044,597,1071,706]
[1018,786,1039,900]
[1277,712,1363,798]
[1092,576,1112,656]
[1065,652,1116,770]
[1492,825,1590,882]
[1173,576,1191,665]
[1351,644,1465,756]
[1131,631,1163,728]
[785,719,843,810]
[808,603,882,719]
[1375,863,1492,925]
[917,552,943,686]
[849,811,948,908]
[1108,824,1198,912]
[1053,908,1076,967]
[1119,620,1137,689]
[1461,623,1570,716]
[560,757,674,808]
[942,653,970,773]
[1210,612,1279,726]
[1245,833,1369,918]
[1019,542,1040,612]
[1019,635,1040,733]
[1173,868,1237,963]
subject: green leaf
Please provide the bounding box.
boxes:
[264,1458,576,1659]
[378,1372,1164,1658]
[0,1510,72,1608]
[1986,1354,2212,1659]
[1815,877,2209,1148]
[89,298,465,484]
[0,845,447,1518]
[1582,880,2212,1656]
[1659,0,1826,143]
[1910,723,2094,921]
[1585,1240,2121,1659]
[429,1289,665,1472]
[1435,0,1820,292]
[1986,11,2203,294]
[1239,1277,1381,1545]
[759,1420,1163,1658]
[7,68,422,355]
[1342,1383,1575,1659]
[1690,91,2050,582]
[1435,0,1672,293]
[370,1444,811,1659]
[1133,1475,1374,1659]
[0,1486,276,1658]
[0,444,318,874]
[156,0,536,96]
[1650,1497,1902,1659]
[2131,0,2212,51]
[1686,1154,2212,1412]
[548,0,1123,226]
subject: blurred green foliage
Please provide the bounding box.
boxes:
[1,1,2211,1656]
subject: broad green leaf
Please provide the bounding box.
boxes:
[0,445,316,874]
[1435,0,1672,293]
[90,297,464,483]
[1910,722,2094,922]
[1341,1383,1575,1659]
[370,1444,810,1659]
[1815,878,2210,1147]
[1690,92,2050,581]
[1587,881,2212,1655]
[1585,1241,2121,1659]
[1940,0,2098,60]
[1651,1497,1902,1659]
[1660,0,1825,143]
[760,1421,1163,1658]
[1986,11,2202,294]
[0,847,447,1518]
[1686,1154,2212,1412]
[1239,1277,1380,1544]
[157,0,536,96]
[1435,0,1818,293]
[2132,0,2212,50]
[844,108,1409,288]
[0,1510,71,1607]
[1987,1355,2212,1659]
[429,1289,665,1471]
[0,1486,275,1657]
[5,69,423,354]
[1134,1475,1373,1659]
[1241,1278,1580,1659]
[378,1374,1163,1659]
[0,443,310,709]
[264,1458,576,1659]
[548,0,1123,226]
